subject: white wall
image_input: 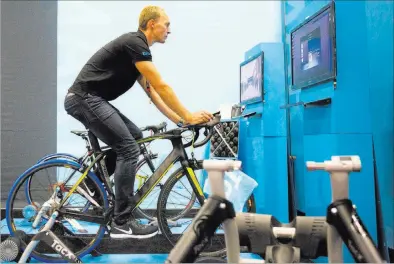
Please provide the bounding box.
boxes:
[57,1,282,157]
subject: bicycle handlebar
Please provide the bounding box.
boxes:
[182,112,221,149]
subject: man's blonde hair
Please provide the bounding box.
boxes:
[139,6,164,30]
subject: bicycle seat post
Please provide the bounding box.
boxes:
[306,155,361,263]
[202,159,242,264]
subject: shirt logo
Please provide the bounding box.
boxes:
[142,51,151,56]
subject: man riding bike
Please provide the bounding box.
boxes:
[64,5,213,239]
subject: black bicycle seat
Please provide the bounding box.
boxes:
[70,130,89,137]
[140,122,167,134]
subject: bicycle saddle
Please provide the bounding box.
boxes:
[140,122,167,134]
[70,130,89,137]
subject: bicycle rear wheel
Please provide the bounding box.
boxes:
[30,151,162,222]
[36,153,80,164]
[27,151,157,221]
[25,153,83,206]
[157,167,256,257]
[6,159,109,263]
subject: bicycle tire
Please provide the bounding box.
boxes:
[6,159,109,263]
[36,153,80,164]
[157,167,256,258]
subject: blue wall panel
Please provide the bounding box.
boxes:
[332,1,372,134]
[364,0,394,249]
[288,105,305,211]
[282,0,393,260]
[238,127,289,223]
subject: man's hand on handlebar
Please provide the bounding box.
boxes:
[186,110,214,125]
[181,111,220,149]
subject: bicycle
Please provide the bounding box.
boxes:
[165,156,384,263]
[7,112,246,262]
[25,122,167,221]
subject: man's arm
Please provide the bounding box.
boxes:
[135,61,193,123]
[137,75,183,124]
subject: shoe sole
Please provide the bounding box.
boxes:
[110,230,159,239]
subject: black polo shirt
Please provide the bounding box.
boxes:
[69,30,152,101]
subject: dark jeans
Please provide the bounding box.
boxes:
[64,92,143,225]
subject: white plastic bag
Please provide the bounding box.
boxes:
[203,169,258,212]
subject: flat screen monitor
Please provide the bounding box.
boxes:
[291,3,336,89]
[240,52,264,105]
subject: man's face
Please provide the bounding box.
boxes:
[152,12,171,43]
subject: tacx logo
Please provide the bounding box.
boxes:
[51,239,77,261]
[142,51,151,56]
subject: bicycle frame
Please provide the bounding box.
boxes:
[56,129,206,225]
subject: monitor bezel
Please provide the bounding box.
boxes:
[290,2,337,90]
[239,51,264,105]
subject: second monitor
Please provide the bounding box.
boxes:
[290,3,337,89]
[240,51,264,105]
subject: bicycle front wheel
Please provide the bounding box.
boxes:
[133,155,197,222]
[157,166,256,257]
[6,159,109,263]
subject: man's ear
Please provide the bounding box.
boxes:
[147,19,155,29]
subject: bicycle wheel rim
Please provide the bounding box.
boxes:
[6,159,108,263]
[26,154,81,206]
[157,168,227,257]
[157,168,256,257]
